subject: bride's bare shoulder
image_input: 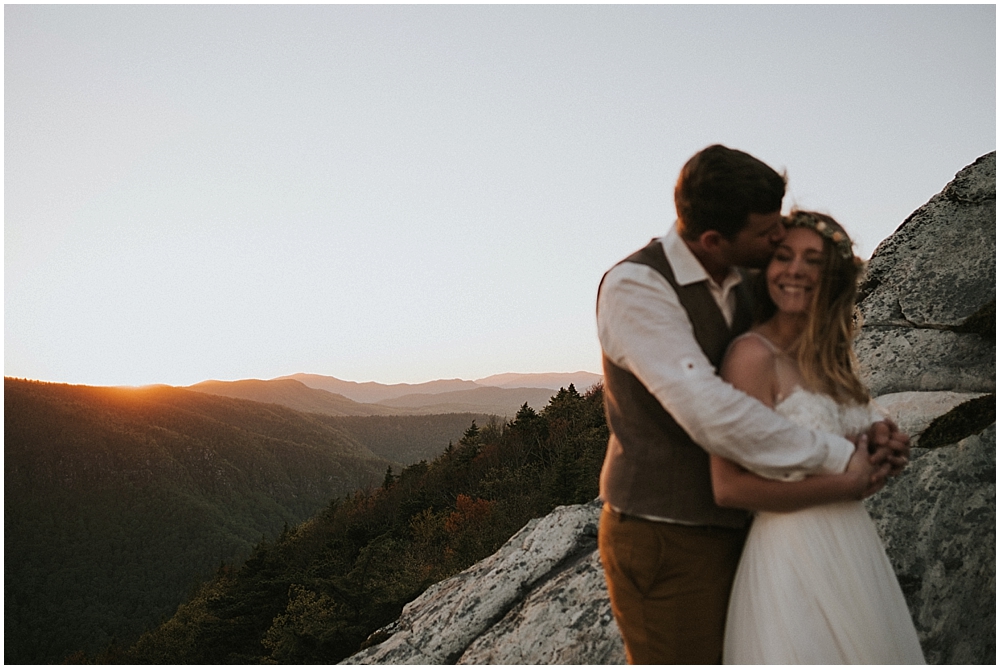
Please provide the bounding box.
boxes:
[724,332,778,368]
[721,332,779,404]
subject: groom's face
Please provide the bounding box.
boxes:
[725,211,786,269]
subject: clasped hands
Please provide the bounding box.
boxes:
[849,420,911,498]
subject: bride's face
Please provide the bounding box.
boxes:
[766,227,825,316]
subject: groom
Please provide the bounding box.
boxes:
[596,144,909,664]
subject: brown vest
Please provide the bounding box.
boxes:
[599,239,753,528]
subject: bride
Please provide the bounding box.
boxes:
[711,211,925,664]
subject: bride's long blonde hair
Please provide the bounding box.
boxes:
[755,210,870,404]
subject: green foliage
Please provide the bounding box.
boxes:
[4,378,482,664]
[115,383,609,665]
[318,413,494,464]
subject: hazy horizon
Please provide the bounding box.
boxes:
[6,5,995,387]
[6,369,605,389]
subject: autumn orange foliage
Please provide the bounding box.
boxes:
[444,494,493,534]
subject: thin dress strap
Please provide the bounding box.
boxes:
[731,330,783,354]
[728,331,804,405]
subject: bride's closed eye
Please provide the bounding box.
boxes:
[772,250,822,265]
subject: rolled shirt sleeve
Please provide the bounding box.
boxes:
[597,247,854,480]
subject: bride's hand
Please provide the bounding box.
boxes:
[847,434,884,499]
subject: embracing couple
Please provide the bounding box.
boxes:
[596,145,925,664]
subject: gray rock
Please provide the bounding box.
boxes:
[855,153,995,399]
[864,425,996,665]
[873,390,989,447]
[831,154,996,664]
[342,503,602,664]
[458,549,625,665]
[859,152,995,329]
[856,326,995,396]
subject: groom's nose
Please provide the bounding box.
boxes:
[770,220,787,245]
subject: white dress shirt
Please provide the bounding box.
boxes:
[597,226,854,481]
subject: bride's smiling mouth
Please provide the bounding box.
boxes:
[775,283,813,295]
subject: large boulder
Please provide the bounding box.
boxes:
[855,152,996,664]
[865,423,995,665]
[342,153,996,665]
[855,152,995,396]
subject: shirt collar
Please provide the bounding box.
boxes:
[661,224,743,289]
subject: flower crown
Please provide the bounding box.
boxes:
[786,211,854,260]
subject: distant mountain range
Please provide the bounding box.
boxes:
[375,385,557,415]
[276,371,602,403]
[189,378,407,416]
[472,372,603,390]
[273,374,481,404]
[192,371,603,418]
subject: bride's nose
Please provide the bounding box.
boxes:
[787,255,806,275]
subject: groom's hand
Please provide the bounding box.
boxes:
[869,419,911,477]
[851,432,889,497]
[866,420,910,482]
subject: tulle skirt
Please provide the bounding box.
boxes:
[723,501,925,664]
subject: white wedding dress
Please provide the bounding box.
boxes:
[722,385,926,664]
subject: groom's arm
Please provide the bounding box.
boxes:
[598,261,854,479]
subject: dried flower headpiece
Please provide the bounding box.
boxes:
[786,211,854,260]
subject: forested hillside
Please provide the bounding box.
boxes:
[108,384,608,664]
[321,413,493,464]
[3,379,485,664]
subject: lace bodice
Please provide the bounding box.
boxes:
[775,387,880,438]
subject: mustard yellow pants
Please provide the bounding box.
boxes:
[598,505,747,664]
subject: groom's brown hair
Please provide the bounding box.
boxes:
[675,144,786,241]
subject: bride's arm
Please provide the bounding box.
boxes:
[711,445,872,512]
[711,333,873,512]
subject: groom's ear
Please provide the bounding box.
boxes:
[698,229,726,253]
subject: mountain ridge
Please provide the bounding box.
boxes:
[375,385,559,417]
[275,371,601,404]
[474,371,603,390]
[193,372,603,417]
[273,374,481,404]
[189,378,418,416]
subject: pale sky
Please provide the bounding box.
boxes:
[5,4,995,388]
